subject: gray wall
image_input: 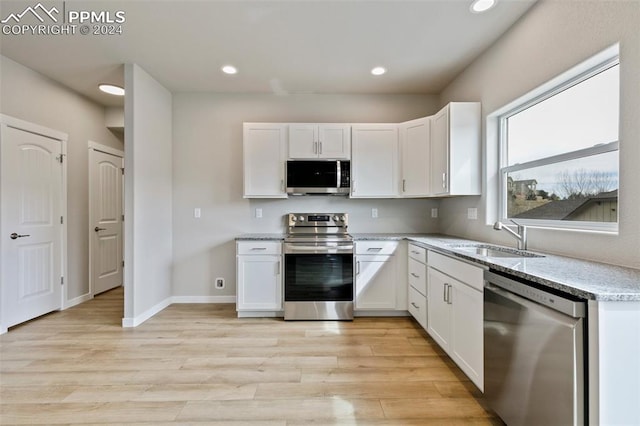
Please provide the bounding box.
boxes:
[0,55,124,302]
[171,93,441,298]
[124,64,173,321]
[438,0,640,268]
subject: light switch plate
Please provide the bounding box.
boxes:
[194,208,201,218]
[467,208,478,220]
[431,208,438,218]
[371,208,378,218]
[255,208,263,218]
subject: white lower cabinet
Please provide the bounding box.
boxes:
[355,241,406,312]
[427,251,484,391]
[407,244,428,329]
[236,242,282,312]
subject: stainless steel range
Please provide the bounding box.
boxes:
[284,213,354,320]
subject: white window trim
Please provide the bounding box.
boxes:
[492,45,620,234]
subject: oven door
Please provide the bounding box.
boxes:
[284,243,353,303]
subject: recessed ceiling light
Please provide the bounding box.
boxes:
[98,84,125,96]
[222,65,238,75]
[371,67,386,76]
[470,0,496,13]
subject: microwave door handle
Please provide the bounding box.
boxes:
[336,161,341,188]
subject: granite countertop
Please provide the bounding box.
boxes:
[236,233,285,241]
[405,235,640,302]
[237,232,640,301]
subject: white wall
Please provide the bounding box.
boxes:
[0,55,124,304]
[172,93,440,298]
[438,0,640,269]
[123,64,173,325]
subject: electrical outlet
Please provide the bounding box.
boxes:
[194,207,201,218]
[431,208,438,218]
[215,277,225,289]
[255,208,263,218]
[371,208,378,218]
[467,208,478,220]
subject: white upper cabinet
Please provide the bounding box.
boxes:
[351,124,399,198]
[400,117,431,197]
[429,102,481,196]
[243,123,287,198]
[288,124,351,159]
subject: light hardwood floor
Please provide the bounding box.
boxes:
[0,287,502,425]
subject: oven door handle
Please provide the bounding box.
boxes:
[284,244,354,254]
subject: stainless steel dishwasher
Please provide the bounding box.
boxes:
[484,270,586,426]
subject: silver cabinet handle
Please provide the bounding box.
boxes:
[410,272,419,278]
[402,179,406,192]
[411,302,419,309]
[276,261,280,275]
[446,284,452,305]
[314,141,318,154]
[10,233,30,240]
[367,247,382,252]
[250,247,267,251]
[94,227,106,232]
[442,172,447,189]
[443,283,448,302]
[319,141,322,154]
[411,250,420,255]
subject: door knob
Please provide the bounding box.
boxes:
[94,227,106,232]
[10,233,30,240]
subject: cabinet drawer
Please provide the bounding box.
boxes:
[408,285,427,330]
[355,241,398,255]
[237,241,282,255]
[428,251,484,291]
[408,258,427,296]
[408,244,427,263]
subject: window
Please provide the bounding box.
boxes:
[499,54,619,232]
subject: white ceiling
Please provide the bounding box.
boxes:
[0,0,537,107]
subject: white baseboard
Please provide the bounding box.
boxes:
[122,296,172,328]
[64,293,93,309]
[172,295,236,304]
[354,310,410,317]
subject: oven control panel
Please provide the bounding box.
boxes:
[287,213,348,228]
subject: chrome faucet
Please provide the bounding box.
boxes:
[493,220,527,250]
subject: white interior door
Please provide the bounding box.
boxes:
[1,123,63,329]
[90,148,123,295]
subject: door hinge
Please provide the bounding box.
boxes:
[60,276,64,285]
[122,260,125,267]
[121,167,124,174]
[60,216,64,224]
[122,214,125,221]
[56,154,64,164]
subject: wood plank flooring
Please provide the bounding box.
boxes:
[0,287,502,425]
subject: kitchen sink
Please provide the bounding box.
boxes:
[450,244,545,258]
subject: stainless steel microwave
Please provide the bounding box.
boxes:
[286,160,350,195]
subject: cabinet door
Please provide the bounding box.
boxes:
[237,255,282,310]
[318,124,351,159]
[288,124,318,159]
[427,267,451,351]
[401,117,430,197]
[451,280,484,391]
[429,106,449,195]
[355,255,397,310]
[351,125,399,198]
[243,123,287,198]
